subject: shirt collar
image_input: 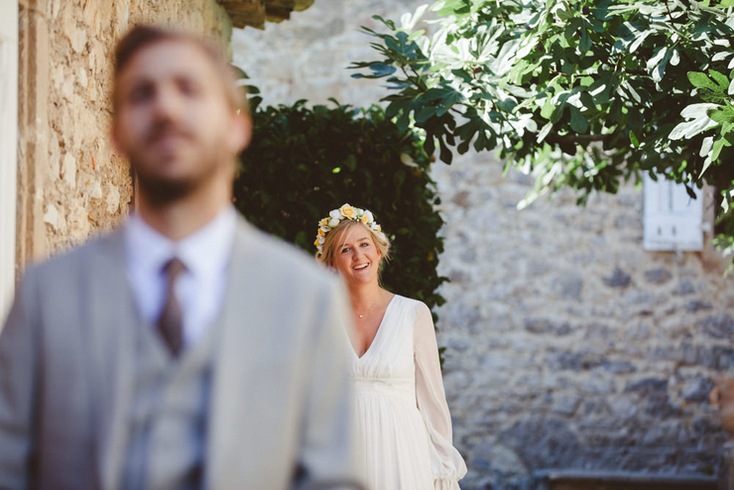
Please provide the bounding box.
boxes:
[124,206,238,277]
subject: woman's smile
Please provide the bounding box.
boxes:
[333,225,382,285]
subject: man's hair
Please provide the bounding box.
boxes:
[113,24,247,112]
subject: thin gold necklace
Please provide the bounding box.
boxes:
[356,303,377,319]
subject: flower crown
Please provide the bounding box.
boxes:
[315,203,386,254]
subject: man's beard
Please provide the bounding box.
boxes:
[134,170,198,206]
[129,150,223,207]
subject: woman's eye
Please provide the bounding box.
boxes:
[341,247,350,253]
[360,242,369,247]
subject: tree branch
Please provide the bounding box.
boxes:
[545,133,627,145]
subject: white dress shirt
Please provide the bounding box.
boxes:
[123,206,237,347]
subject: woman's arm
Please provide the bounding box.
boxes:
[413,301,467,490]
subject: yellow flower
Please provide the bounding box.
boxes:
[340,204,356,219]
[319,218,329,227]
[314,237,321,247]
[360,214,369,224]
[318,228,326,237]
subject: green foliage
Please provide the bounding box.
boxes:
[674,69,734,174]
[352,0,734,264]
[234,101,447,315]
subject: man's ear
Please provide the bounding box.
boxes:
[110,119,123,154]
[230,110,252,153]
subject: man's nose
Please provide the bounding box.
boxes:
[152,85,183,119]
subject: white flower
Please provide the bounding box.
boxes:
[339,204,357,219]
[316,205,386,253]
[400,152,419,168]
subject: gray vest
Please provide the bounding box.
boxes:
[122,318,219,490]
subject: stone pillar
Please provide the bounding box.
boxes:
[17,0,51,268]
[15,0,233,265]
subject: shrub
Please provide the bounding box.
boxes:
[234,101,447,319]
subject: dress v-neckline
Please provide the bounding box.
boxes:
[352,295,398,361]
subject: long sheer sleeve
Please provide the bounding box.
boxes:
[413,301,467,490]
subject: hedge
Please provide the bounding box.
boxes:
[234,100,447,322]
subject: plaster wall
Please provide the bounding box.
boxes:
[1,0,19,322]
[17,0,232,267]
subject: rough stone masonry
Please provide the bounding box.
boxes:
[17,0,231,266]
[432,160,733,488]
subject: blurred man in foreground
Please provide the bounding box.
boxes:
[0,25,360,490]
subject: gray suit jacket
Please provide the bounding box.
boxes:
[0,218,362,490]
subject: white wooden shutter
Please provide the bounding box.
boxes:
[643,173,704,251]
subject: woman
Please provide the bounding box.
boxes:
[315,203,467,489]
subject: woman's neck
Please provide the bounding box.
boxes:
[347,281,386,311]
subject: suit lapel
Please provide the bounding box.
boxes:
[83,218,290,488]
[205,220,275,488]
[86,229,138,490]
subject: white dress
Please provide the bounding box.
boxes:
[350,295,467,490]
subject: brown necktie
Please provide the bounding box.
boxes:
[157,257,186,357]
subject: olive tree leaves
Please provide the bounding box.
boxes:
[352,0,734,265]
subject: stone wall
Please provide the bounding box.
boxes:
[17,0,232,267]
[231,0,418,106]
[434,162,734,488]
[233,0,734,488]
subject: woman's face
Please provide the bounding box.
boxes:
[332,224,382,286]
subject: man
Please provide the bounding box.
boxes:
[0,25,361,490]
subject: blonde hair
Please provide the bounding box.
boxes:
[316,220,391,269]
